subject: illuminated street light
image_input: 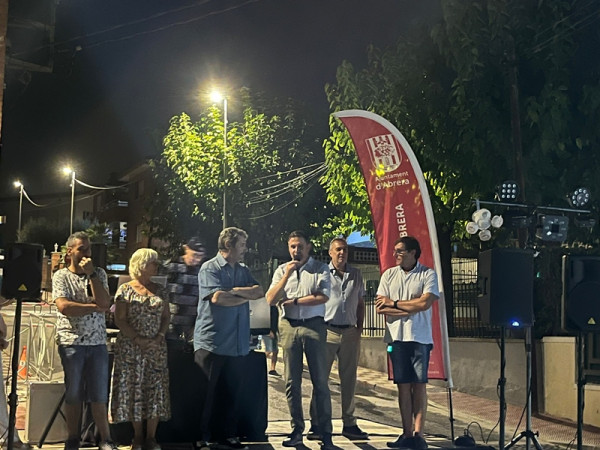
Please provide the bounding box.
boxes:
[13,181,23,235]
[211,91,228,229]
[63,167,76,235]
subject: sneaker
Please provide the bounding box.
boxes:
[282,430,303,447]
[387,434,408,448]
[342,425,368,440]
[268,370,281,377]
[144,438,161,450]
[216,437,248,450]
[306,425,321,441]
[64,438,79,450]
[412,433,428,449]
[320,433,336,450]
[98,440,119,450]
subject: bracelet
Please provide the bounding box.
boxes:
[88,271,98,280]
[293,297,299,305]
[393,300,399,309]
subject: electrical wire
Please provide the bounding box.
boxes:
[245,162,326,196]
[245,163,326,204]
[12,0,261,57]
[22,188,49,208]
[242,176,321,220]
[74,178,130,190]
[526,1,600,56]
[250,161,325,181]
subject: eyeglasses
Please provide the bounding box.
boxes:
[393,248,409,255]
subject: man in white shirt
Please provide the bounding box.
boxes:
[266,231,334,450]
[308,237,367,440]
[375,236,439,450]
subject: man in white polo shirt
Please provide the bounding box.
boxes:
[375,236,439,450]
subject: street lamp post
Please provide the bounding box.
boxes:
[63,167,75,235]
[13,181,23,236]
[211,92,228,229]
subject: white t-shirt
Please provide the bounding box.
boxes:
[53,268,108,346]
[376,262,439,344]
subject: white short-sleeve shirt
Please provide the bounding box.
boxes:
[376,262,439,344]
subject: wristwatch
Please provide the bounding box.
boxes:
[393,300,399,309]
[293,297,299,305]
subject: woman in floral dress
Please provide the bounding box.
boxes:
[110,249,170,450]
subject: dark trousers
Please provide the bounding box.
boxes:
[194,348,244,442]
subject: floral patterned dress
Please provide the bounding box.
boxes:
[110,283,171,423]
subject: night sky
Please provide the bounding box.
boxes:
[0,0,441,198]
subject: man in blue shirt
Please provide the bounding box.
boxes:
[193,227,264,450]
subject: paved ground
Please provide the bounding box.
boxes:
[3,303,600,450]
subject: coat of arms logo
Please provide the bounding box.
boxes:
[365,134,401,174]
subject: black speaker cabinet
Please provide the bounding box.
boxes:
[562,255,600,332]
[1,243,43,300]
[478,248,534,326]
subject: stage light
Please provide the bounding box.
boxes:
[567,187,590,208]
[511,320,521,327]
[478,229,491,241]
[466,221,479,234]
[535,214,569,242]
[491,215,504,228]
[472,208,491,230]
[496,180,520,202]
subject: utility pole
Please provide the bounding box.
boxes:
[506,34,526,202]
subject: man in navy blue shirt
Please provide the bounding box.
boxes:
[193,227,264,450]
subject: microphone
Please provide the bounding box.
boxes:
[293,255,302,280]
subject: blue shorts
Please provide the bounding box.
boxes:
[58,344,109,404]
[262,335,278,353]
[388,341,432,384]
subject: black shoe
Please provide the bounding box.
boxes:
[320,433,336,450]
[268,369,281,377]
[412,433,428,449]
[306,425,321,441]
[342,424,368,440]
[282,431,303,447]
[387,434,408,448]
[64,438,79,450]
[216,437,248,450]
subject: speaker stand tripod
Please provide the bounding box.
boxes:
[575,332,585,450]
[6,298,24,450]
[504,326,543,450]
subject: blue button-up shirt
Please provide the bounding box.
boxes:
[193,253,259,356]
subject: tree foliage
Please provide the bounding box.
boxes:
[321,0,600,245]
[149,90,331,258]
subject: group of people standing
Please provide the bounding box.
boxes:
[46,227,438,450]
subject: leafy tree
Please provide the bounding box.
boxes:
[321,0,600,247]
[149,90,331,259]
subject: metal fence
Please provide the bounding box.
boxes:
[253,256,503,339]
[360,258,501,339]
